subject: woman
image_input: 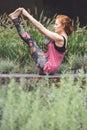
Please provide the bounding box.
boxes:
[9,8,73,75]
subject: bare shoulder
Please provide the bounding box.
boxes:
[55,34,67,47]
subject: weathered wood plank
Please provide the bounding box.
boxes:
[0,73,87,78]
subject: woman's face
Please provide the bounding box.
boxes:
[54,19,63,33]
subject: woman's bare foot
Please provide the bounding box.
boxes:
[9,8,23,19]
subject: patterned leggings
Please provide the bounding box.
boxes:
[12,18,47,74]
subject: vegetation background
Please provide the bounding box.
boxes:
[0,12,87,130]
[0,13,87,74]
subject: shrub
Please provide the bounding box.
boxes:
[0,75,87,130]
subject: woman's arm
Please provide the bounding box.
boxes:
[21,8,63,44]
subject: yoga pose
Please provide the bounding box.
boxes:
[9,8,73,75]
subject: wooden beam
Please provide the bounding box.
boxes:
[0,73,87,78]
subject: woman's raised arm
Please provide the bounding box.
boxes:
[21,8,63,42]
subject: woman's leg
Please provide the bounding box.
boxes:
[12,18,40,62]
[9,10,47,74]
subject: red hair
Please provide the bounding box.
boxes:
[56,15,73,36]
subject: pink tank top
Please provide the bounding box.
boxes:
[43,41,65,74]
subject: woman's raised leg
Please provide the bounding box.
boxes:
[9,9,47,74]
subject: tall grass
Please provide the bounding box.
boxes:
[67,26,87,58]
[0,13,87,73]
[0,76,87,130]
